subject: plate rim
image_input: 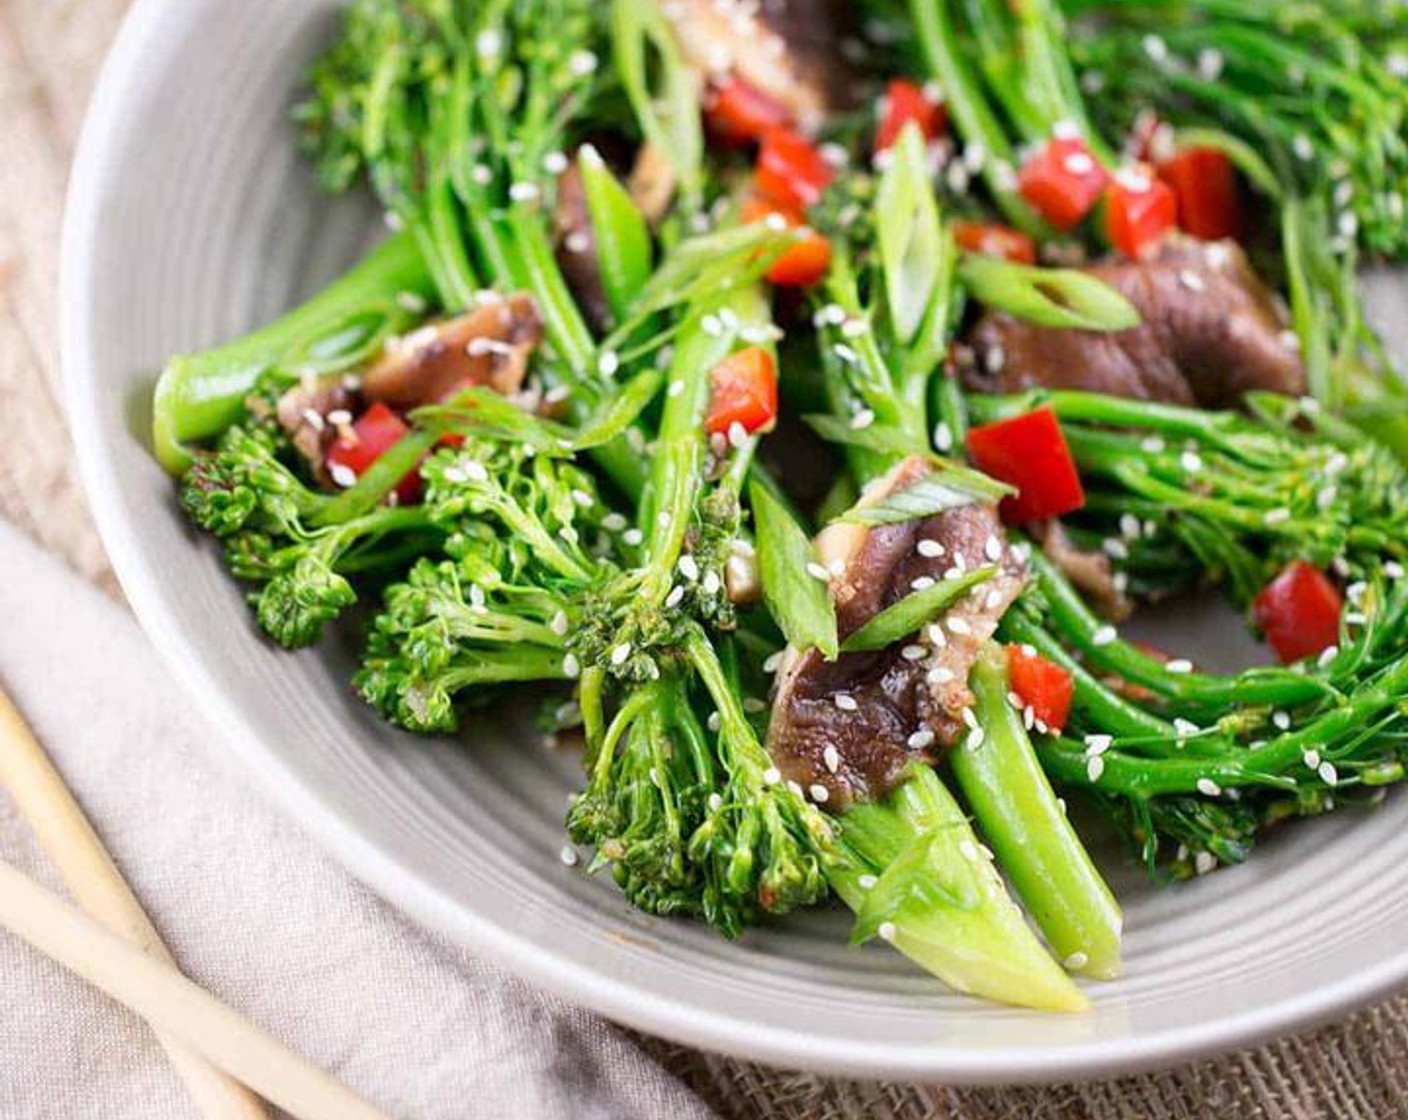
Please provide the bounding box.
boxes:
[58,0,1408,1084]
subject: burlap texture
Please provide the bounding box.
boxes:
[3,1,1406,1115]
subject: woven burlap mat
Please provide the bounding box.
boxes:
[5,2,1406,1115]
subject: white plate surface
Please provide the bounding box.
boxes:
[60,0,1408,1083]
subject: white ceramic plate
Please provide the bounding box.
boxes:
[61,0,1408,1083]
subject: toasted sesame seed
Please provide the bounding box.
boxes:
[806,561,831,582]
[933,422,954,452]
[911,576,936,592]
[560,844,579,866]
[878,921,897,942]
[1318,645,1339,668]
[763,767,782,785]
[1064,951,1089,970]
[834,694,859,712]
[678,555,700,581]
[1318,761,1339,786]
[610,643,632,666]
[850,409,876,430]
[563,653,581,678]
[622,528,644,547]
[1166,659,1193,674]
[1180,450,1204,473]
[809,783,831,804]
[858,873,878,890]
[823,746,841,773]
[1174,718,1200,738]
[1304,749,1322,770]
[1092,625,1117,646]
[1197,778,1221,797]
[983,534,1003,562]
[1194,851,1217,876]
[917,538,944,559]
[901,644,927,662]
[708,792,724,812]
[664,585,685,608]
[1087,756,1106,782]
[727,421,749,449]
[1085,734,1113,755]
[1141,436,1166,454]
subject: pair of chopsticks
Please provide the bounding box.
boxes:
[0,686,395,1120]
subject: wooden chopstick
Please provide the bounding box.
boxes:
[0,687,269,1119]
[0,859,395,1120]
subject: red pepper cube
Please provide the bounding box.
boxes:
[1252,561,1343,664]
[756,127,834,211]
[953,221,1038,265]
[1104,166,1178,259]
[705,77,794,147]
[1006,644,1075,733]
[965,406,1086,525]
[1159,147,1244,241]
[874,79,947,154]
[706,347,779,438]
[741,195,832,287]
[325,402,422,505]
[1017,137,1109,231]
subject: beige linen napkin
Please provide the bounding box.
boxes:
[0,519,716,1120]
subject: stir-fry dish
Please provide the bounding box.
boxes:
[153,0,1408,1011]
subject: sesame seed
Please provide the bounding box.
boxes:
[1318,645,1339,668]
[1272,710,1291,731]
[610,642,632,666]
[1318,761,1339,786]
[917,539,944,559]
[763,767,782,785]
[834,694,859,712]
[1064,951,1089,970]
[1085,734,1113,755]
[475,28,502,57]
[806,562,831,582]
[961,706,979,731]
[1141,436,1166,454]
[1092,625,1117,647]
[1385,562,1405,580]
[1103,537,1129,560]
[1087,756,1106,782]
[901,644,927,662]
[508,181,541,203]
[878,921,897,942]
[933,422,954,452]
[563,653,581,678]
[560,844,579,867]
[1063,152,1096,176]
[833,343,859,364]
[707,711,722,732]
[678,555,700,581]
[1023,705,1035,730]
[1174,718,1200,738]
[1166,658,1193,674]
[926,624,947,647]
[1293,133,1315,161]
[328,463,357,488]
[823,746,841,773]
[1180,450,1204,473]
[701,313,723,336]
[1196,47,1224,80]
[1194,851,1217,876]
[984,534,1003,562]
[702,570,721,596]
[808,783,831,804]
[984,345,1007,374]
[622,528,644,547]
[911,576,936,592]
[850,409,876,430]
[1303,749,1322,770]
[1178,269,1207,293]
[1197,778,1221,797]
[907,728,936,749]
[727,421,749,449]
[1142,33,1168,62]
[787,780,805,798]
[550,611,569,636]
[959,840,979,861]
[664,585,685,608]
[927,667,955,685]
[1264,507,1291,526]
[984,588,1005,610]
[947,616,972,636]
[708,792,724,812]
[858,873,878,890]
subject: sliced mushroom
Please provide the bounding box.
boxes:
[267,377,360,482]
[552,163,614,334]
[766,456,1027,809]
[1038,520,1132,622]
[962,236,1306,408]
[361,293,543,410]
[665,0,854,133]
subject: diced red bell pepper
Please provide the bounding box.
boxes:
[325,402,421,504]
[706,347,778,437]
[756,127,834,210]
[953,221,1038,265]
[965,406,1086,525]
[1252,561,1343,664]
[705,76,793,147]
[1159,147,1244,242]
[1017,137,1109,231]
[1104,166,1178,259]
[874,79,947,153]
[1006,644,1074,733]
[742,195,832,287]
